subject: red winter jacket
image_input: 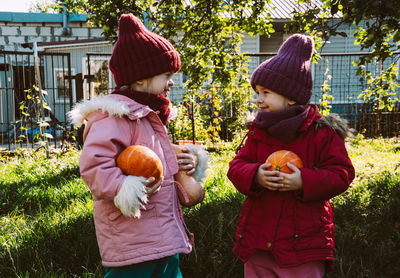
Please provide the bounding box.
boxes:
[227,110,355,270]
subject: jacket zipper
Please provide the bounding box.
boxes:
[293,199,300,249]
[272,199,285,252]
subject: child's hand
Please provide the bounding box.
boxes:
[255,162,284,191]
[256,162,303,191]
[176,147,198,175]
[276,163,303,191]
[144,176,163,195]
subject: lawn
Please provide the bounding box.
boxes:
[0,137,399,277]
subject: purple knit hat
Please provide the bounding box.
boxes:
[109,14,181,86]
[251,34,314,105]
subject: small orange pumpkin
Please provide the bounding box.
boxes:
[266,150,303,174]
[116,145,163,186]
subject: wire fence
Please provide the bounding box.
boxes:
[1,50,399,151]
[245,52,400,138]
[0,50,73,151]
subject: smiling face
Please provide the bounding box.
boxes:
[133,71,175,96]
[255,84,296,112]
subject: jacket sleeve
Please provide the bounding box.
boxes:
[79,115,135,201]
[227,133,262,196]
[299,128,355,202]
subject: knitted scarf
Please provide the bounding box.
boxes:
[254,105,314,144]
[112,87,171,125]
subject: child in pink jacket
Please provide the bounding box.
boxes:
[227,34,355,277]
[68,14,208,278]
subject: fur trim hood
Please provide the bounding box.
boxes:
[67,94,151,127]
[315,113,354,140]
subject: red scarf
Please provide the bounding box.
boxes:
[112,87,171,125]
[254,104,319,144]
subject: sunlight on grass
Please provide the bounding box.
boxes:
[203,150,237,201]
[338,137,400,207]
[348,137,400,177]
[1,140,400,277]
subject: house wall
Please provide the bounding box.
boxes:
[245,21,382,107]
[0,12,103,52]
[312,22,369,106]
[241,33,260,77]
[42,43,114,123]
[256,22,364,54]
[46,44,113,76]
[260,32,285,53]
[0,12,109,130]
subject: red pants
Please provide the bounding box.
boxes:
[244,251,325,278]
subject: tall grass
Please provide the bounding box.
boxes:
[0,138,399,277]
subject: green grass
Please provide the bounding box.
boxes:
[329,137,400,278]
[0,148,101,277]
[0,138,400,277]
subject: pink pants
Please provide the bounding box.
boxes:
[244,251,325,278]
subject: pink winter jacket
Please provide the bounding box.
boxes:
[69,94,192,267]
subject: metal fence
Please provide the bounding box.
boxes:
[169,52,400,140]
[0,50,73,151]
[1,50,399,151]
[246,52,400,138]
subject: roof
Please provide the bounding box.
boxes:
[0,1,335,24]
[183,0,337,20]
[0,11,88,23]
[265,0,326,19]
[21,38,111,50]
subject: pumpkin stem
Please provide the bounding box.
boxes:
[275,166,281,171]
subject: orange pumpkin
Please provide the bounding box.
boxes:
[266,150,303,174]
[172,144,205,207]
[116,145,163,186]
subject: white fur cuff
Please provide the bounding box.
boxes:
[185,144,209,183]
[114,176,148,218]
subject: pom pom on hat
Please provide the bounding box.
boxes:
[251,34,315,105]
[109,13,181,86]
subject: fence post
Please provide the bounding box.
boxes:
[191,100,196,144]
[74,73,85,148]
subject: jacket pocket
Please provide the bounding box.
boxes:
[109,209,122,221]
[296,202,319,235]
[293,201,330,251]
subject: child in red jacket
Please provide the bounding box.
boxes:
[227,34,355,277]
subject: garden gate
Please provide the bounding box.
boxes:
[0,50,73,151]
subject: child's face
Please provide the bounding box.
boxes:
[255,85,295,112]
[144,71,175,96]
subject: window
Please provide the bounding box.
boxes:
[169,72,184,104]
[83,56,114,99]
[54,68,75,102]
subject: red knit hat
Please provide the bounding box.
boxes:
[109,14,181,86]
[251,34,314,105]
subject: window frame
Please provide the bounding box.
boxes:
[53,67,76,103]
